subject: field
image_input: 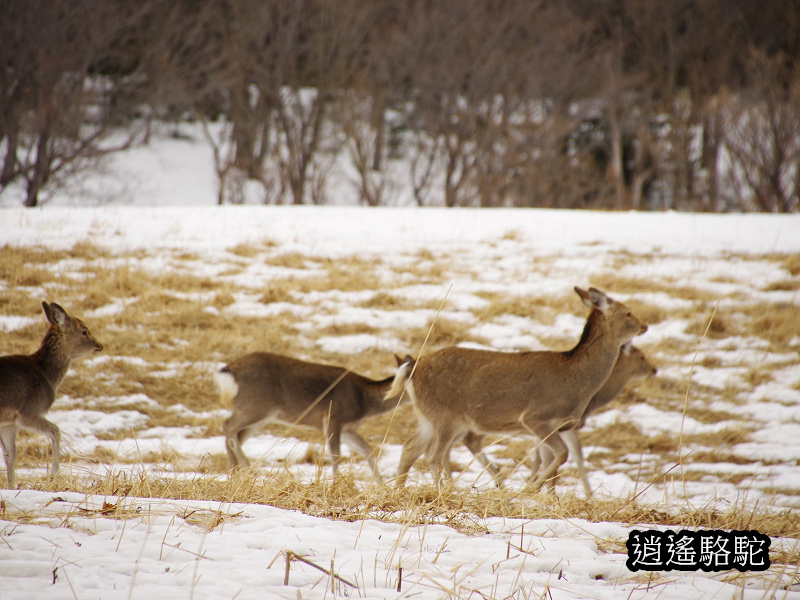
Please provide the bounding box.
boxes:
[1,205,799,599]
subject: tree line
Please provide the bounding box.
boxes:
[1,0,798,211]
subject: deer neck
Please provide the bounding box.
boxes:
[563,310,621,396]
[595,368,630,405]
[565,310,611,354]
[34,328,72,390]
[585,370,628,416]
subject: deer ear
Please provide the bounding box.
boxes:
[588,287,610,310]
[574,286,590,307]
[575,286,609,310]
[43,302,68,326]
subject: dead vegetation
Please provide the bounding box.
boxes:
[1,240,799,542]
[14,467,798,541]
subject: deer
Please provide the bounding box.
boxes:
[215,352,408,483]
[453,343,657,495]
[0,302,103,488]
[389,287,647,491]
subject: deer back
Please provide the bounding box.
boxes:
[219,352,398,431]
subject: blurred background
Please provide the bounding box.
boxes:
[1,0,798,211]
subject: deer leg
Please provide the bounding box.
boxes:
[462,431,503,484]
[19,415,60,479]
[560,429,592,496]
[341,428,382,484]
[442,431,470,476]
[524,443,546,480]
[527,424,568,493]
[0,424,17,488]
[396,420,434,487]
[222,415,252,469]
[427,425,463,490]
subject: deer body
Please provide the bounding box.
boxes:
[217,352,405,482]
[0,302,103,488]
[459,343,657,494]
[392,287,647,490]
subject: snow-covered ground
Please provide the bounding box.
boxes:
[1,128,800,599]
[4,488,798,600]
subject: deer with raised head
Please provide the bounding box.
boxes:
[455,343,657,494]
[0,302,103,488]
[389,287,647,491]
[216,352,407,482]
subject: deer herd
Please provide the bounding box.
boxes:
[1,287,656,494]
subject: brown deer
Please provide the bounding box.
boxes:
[455,343,657,494]
[390,287,647,491]
[216,352,407,482]
[0,302,103,488]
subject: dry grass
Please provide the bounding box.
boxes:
[591,271,715,303]
[2,240,800,550]
[227,239,277,257]
[474,291,559,324]
[686,308,743,339]
[751,303,800,348]
[765,252,800,278]
[259,284,298,304]
[11,468,796,542]
[766,279,800,292]
[359,291,408,310]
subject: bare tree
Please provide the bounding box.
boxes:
[0,1,150,206]
[272,0,372,205]
[0,0,229,206]
[4,0,797,212]
[336,90,402,206]
[723,51,800,213]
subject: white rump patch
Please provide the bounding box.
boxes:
[215,370,239,404]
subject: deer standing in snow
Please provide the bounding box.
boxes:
[453,343,656,494]
[389,287,647,491]
[216,352,407,482]
[0,302,103,488]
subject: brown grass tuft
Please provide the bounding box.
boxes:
[781,254,800,277]
[474,292,555,323]
[750,303,800,348]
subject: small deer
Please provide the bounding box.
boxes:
[390,287,647,491]
[0,302,103,488]
[455,343,657,494]
[216,352,407,482]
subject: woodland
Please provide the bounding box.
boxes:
[1,0,799,211]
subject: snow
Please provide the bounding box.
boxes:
[2,490,797,600]
[2,128,800,599]
[0,315,38,332]
[4,204,800,258]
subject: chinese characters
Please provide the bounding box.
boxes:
[627,530,770,572]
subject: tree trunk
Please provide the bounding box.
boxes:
[1,125,19,187]
[608,109,626,210]
[371,89,385,172]
[25,132,51,208]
